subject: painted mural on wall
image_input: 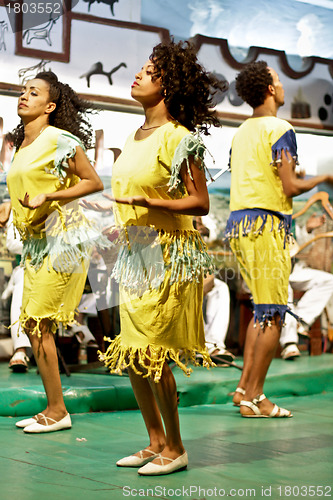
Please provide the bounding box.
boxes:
[0,19,8,50]
[0,1,332,126]
[22,15,59,47]
[80,61,127,87]
[72,0,140,21]
[82,0,119,15]
[18,59,51,83]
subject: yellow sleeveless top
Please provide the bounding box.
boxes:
[7,126,109,272]
[110,121,214,289]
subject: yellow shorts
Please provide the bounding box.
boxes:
[229,214,291,325]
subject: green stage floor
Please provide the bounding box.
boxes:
[1,355,333,417]
[0,355,332,499]
[1,395,332,500]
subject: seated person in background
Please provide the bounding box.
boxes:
[194,216,234,364]
[323,294,333,350]
[65,249,105,347]
[0,132,15,172]
[63,292,99,349]
[280,213,333,359]
[202,273,235,363]
[2,210,31,372]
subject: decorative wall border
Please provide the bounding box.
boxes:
[190,34,333,80]
[1,81,332,133]
[0,81,145,116]
[70,11,170,45]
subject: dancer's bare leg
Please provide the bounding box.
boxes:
[127,367,166,457]
[27,319,67,423]
[240,316,282,416]
[233,316,257,405]
[148,362,185,462]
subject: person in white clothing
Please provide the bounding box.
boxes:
[280,263,333,359]
[194,216,235,363]
[280,214,333,359]
[203,274,234,363]
[2,211,31,371]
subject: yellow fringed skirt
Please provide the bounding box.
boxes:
[102,270,213,382]
[20,256,88,336]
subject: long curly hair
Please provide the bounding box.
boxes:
[235,60,273,109]
[150,41,228,134]
[12,71,95,150]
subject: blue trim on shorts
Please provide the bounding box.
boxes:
[253,303,301,329]
[225,208,292,248]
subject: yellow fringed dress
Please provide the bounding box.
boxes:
[103,121,214,381]
[6,126,108,335]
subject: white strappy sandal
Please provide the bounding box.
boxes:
[240,394,293,418]
[233,387,246,406]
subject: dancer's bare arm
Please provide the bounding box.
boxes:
[19,147,103,209]
[278,149,333,198]
[105,158,209,216]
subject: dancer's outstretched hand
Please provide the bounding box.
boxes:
[19,193,47,209]
[0,201,11,227]
[80,198,113,212]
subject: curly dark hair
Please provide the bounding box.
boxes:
[12,71,96,150]
[235,60,273,109]
[149,41,228,134]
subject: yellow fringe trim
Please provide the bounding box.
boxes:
[17,311,78,337]
[99,335,214,383]
[111,226,214,291]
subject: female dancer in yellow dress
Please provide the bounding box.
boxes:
[99,41,227,475]
[5,71,105,433]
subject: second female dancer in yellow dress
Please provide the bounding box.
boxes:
[95,41,228,475]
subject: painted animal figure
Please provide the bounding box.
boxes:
[80,61,127,87]
[0,21,8,51]
[23,17,59,46]
[18,60,51,84]
[82,0,119,16]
